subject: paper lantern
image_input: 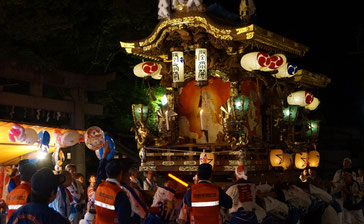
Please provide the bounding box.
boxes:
[240,52,271,71]
[270,149,283,167]
[295,152,308,169]
[200,151,215,167]
[195,48,208,81]
[287,91,314,107]
[281,153,293,170]
[307,120,319,137]
[85,126,105,151]
[133,61,162,78]
[273,62,298,78]
[305,97,320,111]
[308,151,320,167]
[261,54,286,71]
[61,130,81,147]
[283,106,298,122]
[24,128,38,145]
[172,51,184,83]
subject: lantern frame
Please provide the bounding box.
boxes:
[132,104,150,126]
[307,120,319,137]
[283,105,298,122]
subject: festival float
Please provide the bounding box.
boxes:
[120,0,330,182]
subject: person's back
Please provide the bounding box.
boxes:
[49,171,73,218]
[94,160,132,224]
[7,168,70,224]
[8,202,70,224]
[183,163,232,224]
[6,163,37,219]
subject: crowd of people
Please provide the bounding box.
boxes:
[0,144,363,224]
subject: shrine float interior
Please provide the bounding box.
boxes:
[120,1,331,184]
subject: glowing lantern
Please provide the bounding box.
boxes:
[305,97,320,111]
[273,62,298,78]
[133,61,162,78]
[200,151,215,167]
[24,128,38,145]
[195,48,207,82]
[307,120,319,137]
[283,106,298,122]
[308,150,320,167]
[295,152,308,169]
[61,130,81,147]
[172,51,184,83]
[234,95,250,112]
[270,149,284,167]
[281,153,293,170]
[240,52,271,71]
[261,54,286,72]
[132,104,150,124]
[287,91,314,107]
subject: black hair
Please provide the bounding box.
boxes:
[197,173,212,180]
[106,160,123,179]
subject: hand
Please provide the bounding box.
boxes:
[102,140,111,159]
[0,199,8,210]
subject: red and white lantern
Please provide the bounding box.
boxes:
[287,91,314,107]
[241,52,271,71]
[133,61,162,78]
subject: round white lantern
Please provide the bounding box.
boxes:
[133,61,162,78]
[273,62,298,78]
[240,52,271,71]
[287,91,314,107]
[200,151,215,167]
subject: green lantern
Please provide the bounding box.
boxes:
[283,106,298,122]
[132,104,150,124]
[234,95,250,112]
[307,120,319,137]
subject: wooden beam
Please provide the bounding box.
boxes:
[0,92,103,115]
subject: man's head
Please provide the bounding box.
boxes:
[31,168,65,204]
[76,173,84,184]
[65,164,77,179]
[343,157,352,169]
[358,168,364,177]
[197,163,213,180]
[146,171,153,181]
[89,174,96,185]
[106,160,123,182]
[19,163,37,182]
[61,171,73,187]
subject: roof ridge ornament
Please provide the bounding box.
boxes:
[158,0,205,20]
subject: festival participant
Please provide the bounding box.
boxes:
[6,163,37,219]
[65,164,85,224]
[182,163,232,224]
[144,171,157,191]
[129,167,143,191]
[49,171,74,218]
[332,157,357,223]
[148,179,178,223]
[94,160,132,223]
[342,172,364,224]
[224,165,267,223]
[87,174,96,202]
[7,159,30,193]
[7,168,70,224]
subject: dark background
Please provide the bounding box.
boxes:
[1,0,363,178]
